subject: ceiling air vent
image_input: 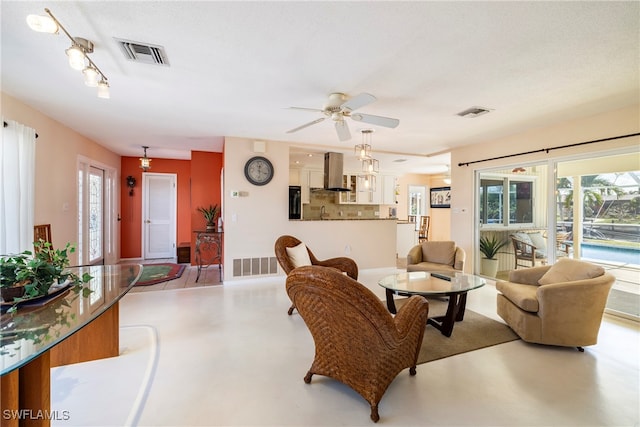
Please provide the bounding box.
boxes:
[457,106,493,118]
[115,38,169,66]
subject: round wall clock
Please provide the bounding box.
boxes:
[244,156,274,186]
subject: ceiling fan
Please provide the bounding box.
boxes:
[286,92,399,142]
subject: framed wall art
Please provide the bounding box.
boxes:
[430,186,451,208]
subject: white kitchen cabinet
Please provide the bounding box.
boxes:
[337,174,357,204]
[300,168,324,204]
[336,173,396,205]
[382,175,397,205]
[309,170,324,188]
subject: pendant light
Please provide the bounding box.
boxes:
[139,146,152,171]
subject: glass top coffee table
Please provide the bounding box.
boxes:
[378,271,486,337]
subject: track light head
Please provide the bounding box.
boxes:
[83,66,99,87]
[26,14,58,33]
[97,79,110,99]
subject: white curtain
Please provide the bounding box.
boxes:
[0,119,36,254]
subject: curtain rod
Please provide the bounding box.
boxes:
[4,120,39,139]
[457,132,639,167]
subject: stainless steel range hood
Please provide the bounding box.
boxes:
[324,152,350,191]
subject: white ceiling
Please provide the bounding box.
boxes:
[2,1,638,174]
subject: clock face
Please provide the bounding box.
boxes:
[244,156,274,186]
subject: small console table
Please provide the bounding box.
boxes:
[194,229,223,282]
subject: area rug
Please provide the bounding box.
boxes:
[395,298,519,364]
[136,263,186,286]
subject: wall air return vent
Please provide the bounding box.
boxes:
[457,106,493,118]
[115,38,169,66]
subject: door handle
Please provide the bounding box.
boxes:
[145,220,151,224]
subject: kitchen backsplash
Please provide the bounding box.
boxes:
[302,190,391,220]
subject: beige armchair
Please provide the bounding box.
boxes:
[406,240,465,272]
[286,265,428,422]
[496,258,615,351]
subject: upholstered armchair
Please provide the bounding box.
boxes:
[496,258,615,351]
[274,235,358,315]
[286,265,429,422]
[406,240,465,272]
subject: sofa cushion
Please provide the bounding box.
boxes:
[421,241,456,266]
[496,281,539,312]
[407,262,456,273]
[538,258,605,285]
[286,242,312,268]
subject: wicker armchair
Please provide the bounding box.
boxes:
[286,265,429,422]
[275,235,358,315]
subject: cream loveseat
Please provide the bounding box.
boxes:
[406,240,465,272]
[496,258,615,351]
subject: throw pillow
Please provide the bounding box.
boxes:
[538,258,605,285]
[528,232,548,257]
[286,242,312,268]
[422,241,456,266]
[513,232,534,254]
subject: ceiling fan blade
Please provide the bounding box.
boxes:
[340,93,377,112]
[350,113,400,128]
[335,120,351,141]
[288,106,325,113]
[287,117,325,133]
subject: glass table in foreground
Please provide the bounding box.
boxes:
[0,264,141,427]
[378,271,486,337]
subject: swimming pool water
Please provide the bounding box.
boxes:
[580,243,640,266]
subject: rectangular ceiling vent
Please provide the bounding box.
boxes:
[115,38,169,66]
[457,106,492,118]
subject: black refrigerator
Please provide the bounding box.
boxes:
[288,186,301,219]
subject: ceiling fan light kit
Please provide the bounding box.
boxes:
[287,92,400,142]
[26,8,110,99]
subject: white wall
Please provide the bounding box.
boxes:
[2,92,121,264]
[222,137,397,280]
[449,104,640,274]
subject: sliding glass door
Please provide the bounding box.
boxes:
[556,153,639,318]
[475,150,639,319]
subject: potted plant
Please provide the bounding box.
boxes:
[1,241,92,312]
[197,204,220,231]
[479,234,508,277]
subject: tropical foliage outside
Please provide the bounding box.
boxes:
[556,172,639,247]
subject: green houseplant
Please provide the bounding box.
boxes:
[479,234,508,277]
[197,204,220,231]
[0,241,92,311]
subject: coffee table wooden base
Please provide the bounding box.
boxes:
[385,288,468,337]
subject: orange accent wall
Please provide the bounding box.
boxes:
[190,151,224,264]
[120,152,222,262]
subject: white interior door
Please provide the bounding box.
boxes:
[143,173,176,259]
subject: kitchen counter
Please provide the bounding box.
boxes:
[286,218,397,269]
[296,217,397,221]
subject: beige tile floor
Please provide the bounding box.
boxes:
[49,264,640,427]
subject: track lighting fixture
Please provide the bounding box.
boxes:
[26,8,110,99]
